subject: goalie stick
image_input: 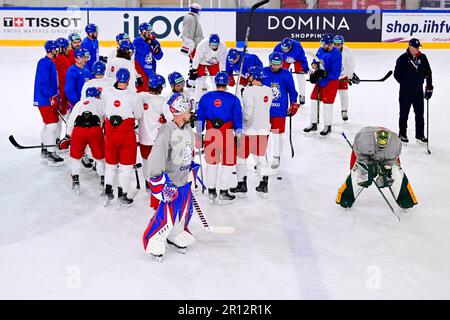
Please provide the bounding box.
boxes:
[192,193,235,234]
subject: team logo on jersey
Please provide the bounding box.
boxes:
[114,100,121,108]
[143,103,149,110]
[285,56,295,64]
[83,101,90,105]
[182,143,193,166]
[206,56,219,65]
[111,66,115,73]
[264,96,269,103]
[214,99,222,107]
[271,83,281,101]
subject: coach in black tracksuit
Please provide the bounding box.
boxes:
[394,38,433,144]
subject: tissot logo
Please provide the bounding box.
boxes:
[3,16,82,28]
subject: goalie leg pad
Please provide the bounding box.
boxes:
[336,167,364,208]
[389,164,418,209]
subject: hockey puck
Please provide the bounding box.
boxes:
[277,176,282,180]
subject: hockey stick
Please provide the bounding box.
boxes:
[426,99,431,155]
[56,110,67,124]
[133,163,142,190]
[341,132,399,221]
[359,70,393,82]
[234,0,270,96]
[198,134,206,194]
[9,135,57,150]
[192,192,235,234]
[289,116,294,158]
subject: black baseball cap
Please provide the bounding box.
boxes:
[409,38,422,48]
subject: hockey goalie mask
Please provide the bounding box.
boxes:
[375,129,391,149]
[168,93,193,115]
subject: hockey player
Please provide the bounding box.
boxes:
[67,33,82,65]
[102,68,143,207]
[336,127,418,210]
[107,32,131,63]
[262,52,299,170]
[54,38,71,118]
[58,87,105,193]
[181,3,203,62]
[273,37,309,105]
[332,35,359,121]
[142,93,196,261]
[304,33,342,137]
[33,40,64,164]
[81,23,100,72]
[81,61,115,100]
[189,34,227,103]
[196,72,243,205]
[106,41,141,92]
[226,48,263,96]
[133,23,163,92]
[168,71,186,95]
[65,48,93,110]
[231,66,273,198]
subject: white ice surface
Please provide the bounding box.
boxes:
[1,47,450,299]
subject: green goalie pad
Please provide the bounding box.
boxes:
[389,165,418,209]
[336,168,364,208]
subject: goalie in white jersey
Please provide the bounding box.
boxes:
[230,66,273,198]
[333,35,360,121]
[189,34,227,103]
[102,68,143,207]
[81,61,115,100]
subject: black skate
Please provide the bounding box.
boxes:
[41,146,49,163]
[208,188,218,204]
[303,123,318,133]
[319,125,332,137]
[399,134,409,144]
[256,176,269,198]
[100,176,105,195]
[341,110,349,121]
[46,151,64,166]
[416,137,428,144]
[271,156,280,170]
[71,174,80,194]
[151,254,163,262]
[81,154,94,168]
[167,239,187,254]
[218,190,235,206]
[118,187,133,208]
[103,184,114,206]
[229,176,248,198]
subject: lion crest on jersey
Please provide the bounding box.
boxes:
[271,83,281,101]
[182,142,193,166]
[285,56,295,64]
[206,55,219,65]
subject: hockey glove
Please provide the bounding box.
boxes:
[180,47,189,55]
[136,76,144,87]
[151,42,160,54]
[162,181,178,203]
[425,85,433,100]
[299,95,306,105]
[50,95,60,112]
[376,164,394,188]
[99,56,108,64]
[288,102,300,117]
[309,71,320,84]
[350,73,360,85]
[189,111,197,128]
[189,68,198,81]
[58,135,71,150]
[228,75,236,87]
[357,161,378,188]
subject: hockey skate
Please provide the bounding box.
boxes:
[399,134,409,144]
[71,175,80,194]
[229,176,248,198]
[303,123,318,133]
[103,184,114,207]
[118,187,133,208]
[81,154,94,169]
[151,254,163,262]
[208,188,218,204]
[100,176,105,195]
[271,156,281,170]
[218,190,235,206]
[416,137,428,144]
[341,110,349,121]
[46,151,64,166]
[319,125,332,137]
[40,147,49,164]
[256,176,269,198]
[167,239,187,254]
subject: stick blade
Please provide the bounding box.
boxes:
[9,135,23,149]
[208,226,235,234]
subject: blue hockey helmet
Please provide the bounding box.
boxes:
[168,93,193,115]
[333,34,345,45]
[189,3,202,14]
[119,40,135,53]
[74,48,90,60]
[227,48,240,64]
[280,37,293,52]
[246,66,264,81]
[214,72,229,86]
[209,34,220,48]
[168,71,185,86]
[68,33,82,43]
[92,61,106,75]
[55,37,69,49]
[148,73,166,90]
[115,32,130,43]
[269,51,283,65]
[85,23,99,34]
[139,22,153,33]
[320,33,334,45]
[44,40,58,53]
[85,87,101,98]
[116,68,131,83]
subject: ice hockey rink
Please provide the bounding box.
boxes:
[0,46,449,299]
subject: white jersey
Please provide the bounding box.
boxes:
[107,48,135,65]
[339,45,355,79]
[67,97,105,136]
[242,85,273,135]
[101,86,143,121]
[106,57,139,92]
[138,92,171,146]
[192,39,227,70]
[80,76,115,100]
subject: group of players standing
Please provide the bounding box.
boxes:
[33,3,365,260]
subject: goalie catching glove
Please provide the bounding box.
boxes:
[149,173,179,203]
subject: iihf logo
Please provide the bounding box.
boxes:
[271,83,281,101]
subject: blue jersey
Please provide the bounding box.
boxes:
[65,64,92,106]
[226,52,263,77]
[262,67,298,118]
[273,40,309,73]
[33,56,58,107]
[314,47,342,88]
[81,37,99,72]
[196,90,243,132]
[133,37,163,77]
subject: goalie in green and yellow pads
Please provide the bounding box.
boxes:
[336,127,418,209]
